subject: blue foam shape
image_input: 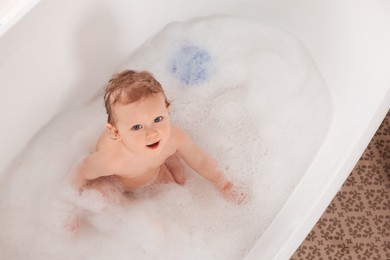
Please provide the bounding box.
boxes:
[170,46,214,85]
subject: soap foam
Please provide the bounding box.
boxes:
[0,16,331,259]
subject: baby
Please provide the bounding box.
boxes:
[73,70,242,203]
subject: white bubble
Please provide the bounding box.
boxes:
[0,16,331,259]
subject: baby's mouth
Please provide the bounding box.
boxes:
[146,141,160,150]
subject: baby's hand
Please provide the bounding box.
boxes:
[220,181,249,205]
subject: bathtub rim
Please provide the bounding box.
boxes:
[244,1,390,258]
[1,0,390,259]
[0,0,41,38]
[244,90,390,259]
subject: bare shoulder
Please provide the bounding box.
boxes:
[170,125,191,143]
[95,131,114,151]
[80,132,119,180]
[169,124,194,151]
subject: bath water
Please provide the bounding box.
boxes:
[0,16,331,259]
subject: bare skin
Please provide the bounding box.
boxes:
[74,93,237,199]
[67,93,247,234]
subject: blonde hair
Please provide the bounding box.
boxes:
[104,70,169,125]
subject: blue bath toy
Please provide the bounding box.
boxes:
[170,45,214,85]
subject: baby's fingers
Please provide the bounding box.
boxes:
[222,183,250,205]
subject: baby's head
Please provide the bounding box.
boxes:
[103,70,172,154]
[104,70,170,126]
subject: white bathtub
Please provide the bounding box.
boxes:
[1,0,389,259]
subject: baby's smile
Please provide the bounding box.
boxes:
[146,140,160,149]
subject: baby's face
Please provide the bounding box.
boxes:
[113,93,171,156]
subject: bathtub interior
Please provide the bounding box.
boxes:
[0,0,256,175]
[1,0,390,259]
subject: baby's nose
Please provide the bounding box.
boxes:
[146,127,158,138]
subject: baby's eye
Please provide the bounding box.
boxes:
[154,116,163,123]
[131,124,142,131]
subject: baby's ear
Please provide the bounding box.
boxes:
[106,123,119,140]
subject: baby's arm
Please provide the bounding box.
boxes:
[174,126,248,203]
[72,150,114,192]
[174,127,232,190]
[64,153,106,234]
[72,132,114,188]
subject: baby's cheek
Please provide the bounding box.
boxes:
[126,132,143,143]
[160,123,171,137]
